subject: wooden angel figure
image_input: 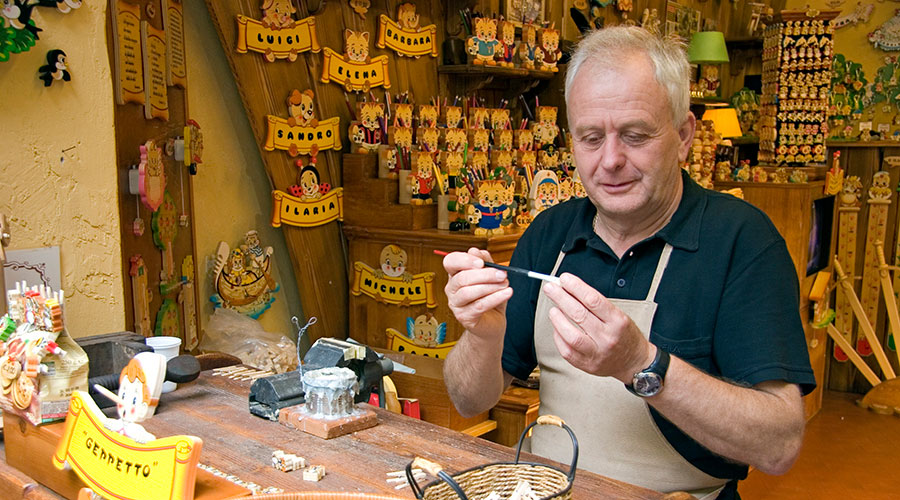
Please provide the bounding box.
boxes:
[466,16,499,65]
[409,152,436,205]
[407,314,446,348]
[517,23,542,69]
[537,26,562,72]
[100,352,166,444]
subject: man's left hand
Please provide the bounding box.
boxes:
[543,272,655,383]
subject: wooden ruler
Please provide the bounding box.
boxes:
[835,257,896,379]
[834,175,862,361]
[858,171,892,357]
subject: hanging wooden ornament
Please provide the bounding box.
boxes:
[834,175,861,361]
[138,140,166,212]
[385,314,456,359]
[858,171,893,356]
[210,231,279,319]
[161,0,186,87]
[38,49,70,87]
[466,16,499,66]
[264,89,341,157]
[110,0,144,105]
[235,0,320,62]
[151,191,178,285]
[141,20,169,120]
[320,29,391,92]
[271,150,344,228]
[129,255,152,337]
[184,119,203,174]
[350,244,436,307]
[349,0,370,19]
[179,256,198,351]
[376,3,437,58]
[154,298,180,338]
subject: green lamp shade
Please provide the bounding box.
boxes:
[688,31,729,64]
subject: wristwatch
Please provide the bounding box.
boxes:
[625,346,670,397]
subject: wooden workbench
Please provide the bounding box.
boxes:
[1,371,665,499]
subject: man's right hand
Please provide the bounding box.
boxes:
[441,247,512,340]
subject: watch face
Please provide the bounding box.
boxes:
[633,373,662,397]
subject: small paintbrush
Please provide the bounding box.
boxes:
[433,250,560,284]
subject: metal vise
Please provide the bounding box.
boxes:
[249,337,394,421]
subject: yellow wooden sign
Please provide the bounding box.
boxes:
[235,15,320,60]
[376,15,438,57]
[110,0,144,106]
[271,188,344,228]
[320,48,391,92]
[350,262,436,307]
[52,391,202,500]
[386,328,456,358]
[264,116,342,155]
[141,21,169,121]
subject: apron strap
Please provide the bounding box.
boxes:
[645,243,673,303]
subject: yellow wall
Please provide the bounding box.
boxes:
[0,3,300,341]
[0,3,123,337]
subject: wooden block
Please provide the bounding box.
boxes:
[278,404,378,439]
[343,153,437,229]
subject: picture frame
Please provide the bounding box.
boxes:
[504,0,545,27]
[665,0,701,42]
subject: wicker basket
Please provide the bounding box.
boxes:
[406,415,578,500]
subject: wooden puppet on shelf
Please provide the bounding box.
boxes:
[349,101,385,153]
[495,20,516,68]
[517,22,542,69]
[537,25,562,72]
[466,16,499,65]
[409,152,436,205]
[468,179,511,236]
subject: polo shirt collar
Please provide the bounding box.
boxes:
[561,169,705,253]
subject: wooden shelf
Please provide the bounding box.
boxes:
[827,140,900,148]
[438,64,556,80]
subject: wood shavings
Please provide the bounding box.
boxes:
[386,468,425,489]
[272,450,307,472]
[486,480,538,500]
[211,365,274,381]
[303,464,326,481]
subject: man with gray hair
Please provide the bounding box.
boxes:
[440,26,814,499]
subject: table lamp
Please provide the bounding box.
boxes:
[702,108,743,138]
[687,31,730,64]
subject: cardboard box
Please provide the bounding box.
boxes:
[375,347,489,432]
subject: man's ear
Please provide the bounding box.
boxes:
[677,112,697,162]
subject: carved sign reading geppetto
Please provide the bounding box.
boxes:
[350,245,436,307]
[271,188,344,228]
[141,20,168,121]
[264,89,341,156]
[162,0,187,87]
[376,3,437,58]
[320,30,390,92]
[110,0,144,105]
[235,6,320,62]
[52,391,203,500]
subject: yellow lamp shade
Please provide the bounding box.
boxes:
[702,108,743,138]
[688,31,730,64]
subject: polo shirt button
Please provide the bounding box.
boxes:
[616,278,626,287]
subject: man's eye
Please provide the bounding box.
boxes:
[622,133,649,144]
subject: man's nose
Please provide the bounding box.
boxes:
[599,137,626,170]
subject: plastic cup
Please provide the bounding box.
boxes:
[146,336,181,393]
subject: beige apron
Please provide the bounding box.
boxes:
[531,245,727,499]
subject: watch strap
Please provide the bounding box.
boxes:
[625,346,670,396]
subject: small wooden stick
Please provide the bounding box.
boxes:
[826,324,881,387]
[835,256,896,379]
[875,242,900,372]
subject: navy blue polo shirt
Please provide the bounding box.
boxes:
[502,170,816,488]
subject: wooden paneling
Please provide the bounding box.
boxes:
[109,0,201,341]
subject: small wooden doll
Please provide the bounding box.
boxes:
[409,152,436,204]
[530,169,560,217]
[466,16,499,65]
[495,20,516,68]
[468,180,510,236]
[537,26,562,72]
[518,23,542,69]
[349,102,385,153]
